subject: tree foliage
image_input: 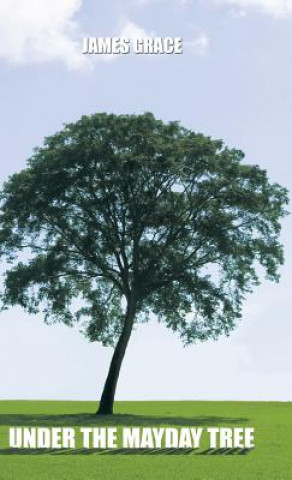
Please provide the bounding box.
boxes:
[0,113,288,348]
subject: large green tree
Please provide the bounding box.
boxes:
[0,113,288,414]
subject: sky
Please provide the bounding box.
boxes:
[0,0,291,402]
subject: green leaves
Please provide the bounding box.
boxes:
[0,112,289,345]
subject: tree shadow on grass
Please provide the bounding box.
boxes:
[0,447,252,456]
[0,413,248,428]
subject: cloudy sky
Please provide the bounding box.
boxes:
[0,0,291,402]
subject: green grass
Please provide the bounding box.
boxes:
[0,400,291,479]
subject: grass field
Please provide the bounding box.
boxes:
[0,400,291,479]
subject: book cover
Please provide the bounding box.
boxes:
[0,1,291,479]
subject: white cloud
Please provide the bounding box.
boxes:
[216,0,292,17]
[185,30,210,55]
[0,0,88,70]
[119,20,209,57]
[118,20,154,39]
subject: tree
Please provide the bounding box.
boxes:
[0,113,288,414]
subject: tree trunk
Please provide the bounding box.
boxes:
[96,300,136,415]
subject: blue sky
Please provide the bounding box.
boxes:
[0,0,291,401]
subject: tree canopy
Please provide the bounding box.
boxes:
[0,112,288,413]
